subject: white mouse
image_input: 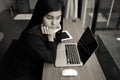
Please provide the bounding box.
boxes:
[62,69,77,77]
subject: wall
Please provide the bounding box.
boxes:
[81,0,93,27]
[0,0,37,13]
[29,0,37,10]
[0,0,8,13]
[81,0,86,27]
[99,0,112,10]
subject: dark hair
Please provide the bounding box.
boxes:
[26,0,65,30]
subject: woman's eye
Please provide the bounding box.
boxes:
[46,16,52,19]
[56,17,61,20]
[57,17,60,20]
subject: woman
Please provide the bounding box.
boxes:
[1,0,65,79]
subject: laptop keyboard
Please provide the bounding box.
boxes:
[65,44,80,64]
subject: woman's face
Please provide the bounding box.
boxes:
[43,10,62,28]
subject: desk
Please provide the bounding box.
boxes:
[42,19,106,80]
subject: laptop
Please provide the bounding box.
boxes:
[55,27,99,67]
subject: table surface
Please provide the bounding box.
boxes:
[42,19,106,80]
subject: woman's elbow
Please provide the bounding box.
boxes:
[45,56,56,63]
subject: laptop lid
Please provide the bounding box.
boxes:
[77,27,98,65]
[55,27,98,67]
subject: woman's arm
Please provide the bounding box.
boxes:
[27,33,58,63]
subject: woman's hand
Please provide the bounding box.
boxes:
[41,24,61,41]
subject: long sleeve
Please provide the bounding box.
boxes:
[28,35,57,63]
[26,27,58,63]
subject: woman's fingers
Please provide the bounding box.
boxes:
[46,27,50,34]
[42,27,46,34]
[41,27,44,34]
[41,27,51,34]
[41,24,61,36]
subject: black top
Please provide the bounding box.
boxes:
[12,25,61,75]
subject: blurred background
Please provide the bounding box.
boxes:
[0,0,120,80]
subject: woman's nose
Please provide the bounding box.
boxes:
[51,19,56,25]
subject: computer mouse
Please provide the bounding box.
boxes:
[62,69,77,77]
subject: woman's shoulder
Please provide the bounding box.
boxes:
[28,25,42,35]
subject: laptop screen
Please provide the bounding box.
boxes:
[77,27,98,65]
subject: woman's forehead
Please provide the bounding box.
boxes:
[46,10,62,17]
